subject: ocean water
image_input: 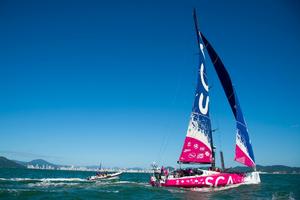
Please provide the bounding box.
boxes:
[0,168,299,199]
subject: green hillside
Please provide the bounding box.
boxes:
[0,156,26,168]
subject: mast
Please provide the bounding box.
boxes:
[220,151,225,171]
[193,8,201,48]
[98,162,102,172]
[193,9,216,170]
[210,130,216,170]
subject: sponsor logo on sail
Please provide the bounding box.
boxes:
[193,144,199,149]
[188,153,196,158]
[197,153,204,159]
[183,149,191,153]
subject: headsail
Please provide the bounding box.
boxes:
[179,10,213,164]
[200,33,256,167]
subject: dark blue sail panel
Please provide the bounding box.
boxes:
[200,33,256,167]
[179,11,213,164]
[200,34,237,118]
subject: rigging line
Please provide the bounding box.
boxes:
[217,118,222,151]
[209,79,222,152]
[159,74,182,161]
[156,67,183,164]
[156,134,167,164]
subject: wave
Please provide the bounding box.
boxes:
[0,177,87,182]
[0,177,152,191]
[40,178,87,182]
[93,180,141,186]
[0,178,35,181]
[272,192,295,200]
[28,182,81,187]
[0,177,148,186]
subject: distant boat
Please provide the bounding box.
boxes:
[87,163,122,181]
[87,171,122,181]
[150,9,260,188]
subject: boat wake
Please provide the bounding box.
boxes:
[0,177,87,182]
[0,177,149,189]
[28,182,81,187]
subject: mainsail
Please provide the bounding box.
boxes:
[179,11,213,164]
[200,33,256,167]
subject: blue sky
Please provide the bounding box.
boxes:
[0,0,299,168]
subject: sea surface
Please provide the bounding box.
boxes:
[0,168,299,199]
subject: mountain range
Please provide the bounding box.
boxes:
[0,157,59,169]
[0,156,26,168]
[15,159,59,168]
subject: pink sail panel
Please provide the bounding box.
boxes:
[179,137,212,163]
[179,116,212,163]
[234,135,255,167]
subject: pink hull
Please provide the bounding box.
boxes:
[150,173,245,188]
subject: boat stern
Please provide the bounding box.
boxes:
[150,175,165,187]
[150,176,157,186]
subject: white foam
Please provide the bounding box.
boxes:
[272,192,295,200]
[103,190,119,193]
[116,181,132,184]
[39,178,86,182]
[28,182,80,187]
[0,177,87,182]
[0,178,39,181]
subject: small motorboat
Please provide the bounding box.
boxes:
[87,171,122,181]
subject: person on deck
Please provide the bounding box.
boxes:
[164,168,169,177]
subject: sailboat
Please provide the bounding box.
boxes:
[150,9,261,188]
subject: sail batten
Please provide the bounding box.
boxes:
[200,33,256,167]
